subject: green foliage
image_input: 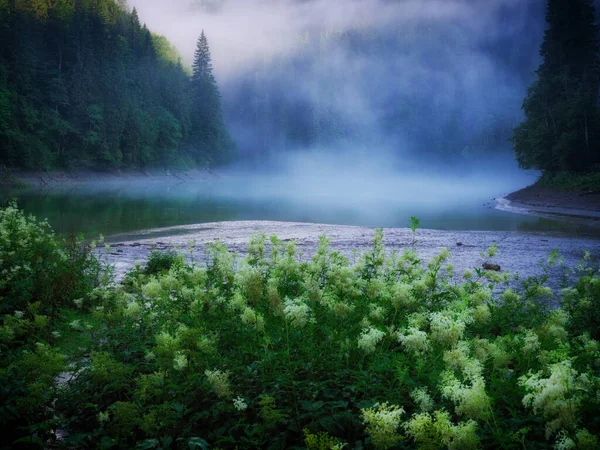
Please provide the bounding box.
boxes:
[511,0,600,173]
[0,1,234,170]
[0,203,109,446]
[536,171,600,192]
[561,252,600,340]
[0,202,106,315]
[410,216,420,247]
[410,216,420,234]
[144,250,184,276]
[1,205,600,449]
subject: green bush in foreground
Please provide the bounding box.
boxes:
[0,205,599,449]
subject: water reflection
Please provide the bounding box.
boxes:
[1,181,598,238]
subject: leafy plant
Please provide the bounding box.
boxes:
[144,249,183,275]
[410,216,420,247]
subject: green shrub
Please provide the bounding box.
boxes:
[0,203,107,447]
[0,201,106,316]
[144,249,184,276]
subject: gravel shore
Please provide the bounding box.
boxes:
[101,221,600,294]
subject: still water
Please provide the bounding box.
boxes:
[1,175,597,240]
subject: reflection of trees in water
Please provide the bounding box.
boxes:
[1,188,596,238]
[0,190,240,237]
[516,216,598,237]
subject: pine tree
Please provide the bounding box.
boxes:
[192,31,215,85]
[511,0,600,173]
[189,30,233,165]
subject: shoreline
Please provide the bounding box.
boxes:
[0,168,221,187]
[495,183,600,225]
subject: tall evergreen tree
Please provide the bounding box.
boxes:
[189,30,234,165]
[511,0,600,172]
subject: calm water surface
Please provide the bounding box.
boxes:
[2,177,598,239]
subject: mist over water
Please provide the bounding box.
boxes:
[4,150,573,238]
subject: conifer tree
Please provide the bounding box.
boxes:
[511,0,600,172]
[189,30,233,165]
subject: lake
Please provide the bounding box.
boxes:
[2,172,597,240]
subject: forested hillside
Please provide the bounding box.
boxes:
[0,0,234,170]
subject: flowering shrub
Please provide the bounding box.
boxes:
[0,204,108,446]
[0,205,599,449]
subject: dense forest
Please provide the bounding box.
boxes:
[0,0,234,170]
[512,0,600,174]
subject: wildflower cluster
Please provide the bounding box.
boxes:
[357,326,386,354]
[1,205,599,449]
[360,402,404,450]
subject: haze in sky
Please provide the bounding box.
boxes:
[128,0,546,164]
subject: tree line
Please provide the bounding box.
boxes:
[0,0,234,170]
[512,0,600,173]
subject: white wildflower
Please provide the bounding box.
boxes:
[283,298,312,329]
[519,360,592,438]
[361,402,404,450]
[443,341,471,372]
[398,328,430,355]
[173,351,188,371]
[233,396,248,411]
[554,430,575,450]
[472,304,491,324]
[391,282,416,309]
[520,330,541,356]
[429,312,466,347]
[97,411,110,424]
[205,369,232,398]
[440,370,491,420]
[471,289,491,306]
[358,326,385,354]
[369,303,386,321]
[411,388,434,412]
[124,301,142,318]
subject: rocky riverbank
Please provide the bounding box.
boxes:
[101,221,600,296]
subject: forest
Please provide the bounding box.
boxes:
[0,0,234,170]
[1,0,600,177]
